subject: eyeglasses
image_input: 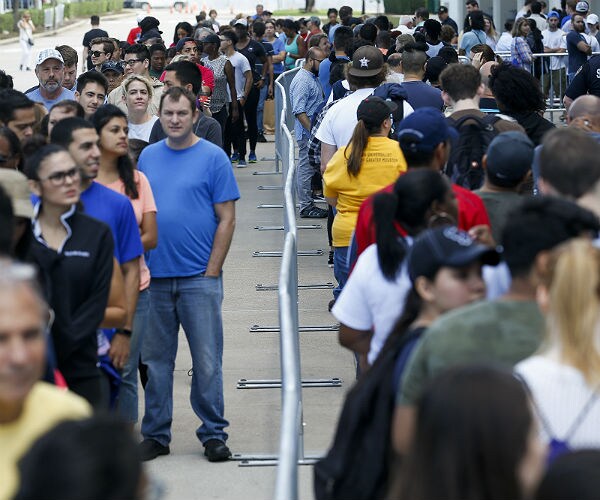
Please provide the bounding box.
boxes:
[124,59,145,66]
[39,167,80,186]
[90,51,105,57]
[0,153,16,164]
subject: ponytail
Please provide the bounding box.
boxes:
[373,169,450,281]
[373,191,407,280]
[344,118,383,177]
[379,286,424,357]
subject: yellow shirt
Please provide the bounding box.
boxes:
[0,382,91,500]
[323,136,407,247]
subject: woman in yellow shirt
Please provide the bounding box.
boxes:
[323,96,407,302]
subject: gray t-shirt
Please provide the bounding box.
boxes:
[398,300,544,405]
[474,191,524,244]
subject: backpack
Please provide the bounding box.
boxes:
[313,329,420,500]
[527,381,600,465]
[445,114,501,190]
[372,83,407,139]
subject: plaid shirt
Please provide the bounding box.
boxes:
[289,68,324,141]
[511,36,533,72]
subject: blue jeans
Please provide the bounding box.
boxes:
[333,246,349,300]
[297,136,314,213]
[141,274,229,445]
[256,83,268,134]
[117,288,149,423]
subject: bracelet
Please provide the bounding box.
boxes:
[116,328,132,337]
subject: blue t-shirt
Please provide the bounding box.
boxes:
[268,36,286,75]
[25,87,75,111]
[32,182,143,265]
[567,30,588,74]
[401,81,444,110]
[138,139,240,278]
[80,182,143,265]
[460,30,487,56]
[319,56,349,100]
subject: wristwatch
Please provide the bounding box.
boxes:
[116,328,132,337]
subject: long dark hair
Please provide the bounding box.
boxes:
[91,105,139,199]
[344,119,384,177]
[390,365,533,500]
[173,21,193,45]
[373,169,450,280]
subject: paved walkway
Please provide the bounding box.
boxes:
[142,138,355,499]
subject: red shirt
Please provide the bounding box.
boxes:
[159,63,215,92]
[127,27,142,45]
[354,182,491,258]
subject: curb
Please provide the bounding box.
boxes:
[0,10,134,46]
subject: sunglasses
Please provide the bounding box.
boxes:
[91,51,106,57]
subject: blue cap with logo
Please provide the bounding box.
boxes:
[396,107,458,153]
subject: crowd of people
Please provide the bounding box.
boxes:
[2,2,600,499]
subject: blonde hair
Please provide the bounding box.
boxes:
[122,74,153,98]
[540,238,600,384]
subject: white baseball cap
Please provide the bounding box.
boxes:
[587,13,599,24]
[234,18,248,27]
[35,48,64,66]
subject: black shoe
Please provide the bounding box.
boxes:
[328,298,336,312]
[300,206,328,218]
[257,133,268,143]
[204,439,232,462]
[140,439,170,461]
[328,250,334,268]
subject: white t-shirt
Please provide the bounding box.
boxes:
[316,87,413,148]
[541,28,568,70]
[332,242,412,365]
[226,51,251,101]
[515,356,600,449]
[426,41,444,58]
[128,115,158,142]
[496,32,513,52]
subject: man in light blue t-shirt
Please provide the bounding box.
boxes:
[138,87,240,464]
[26,48,75,110]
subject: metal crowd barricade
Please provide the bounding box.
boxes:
[531,52,570,121]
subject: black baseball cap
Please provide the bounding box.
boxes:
[101,60,124,75]
[407,226,500,282]
[438,5,449,14]
[357,96,397,127]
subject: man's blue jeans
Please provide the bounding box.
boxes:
[117,287,150,422]
[141,274,229,446]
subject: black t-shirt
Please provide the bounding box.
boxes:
[82,27,109,70]
[237,39,267,82]
[257,41,274,82]
[566,55,600,100]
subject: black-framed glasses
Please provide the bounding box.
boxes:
[39,167,80,186]
[124,59,145,66]
[91,51,105,57]
[0,153,16,164]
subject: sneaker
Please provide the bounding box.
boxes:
[204,439,232,462]
[237,159,247,168]
[328,250,334,268]
[248,151,257,163]
[257,133,268,143]
[300,206,328,218]
[140,439,170,462]
[230,152,239,163]
[328,298,336,312]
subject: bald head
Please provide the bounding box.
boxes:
[306,47,325,60]
[479,61,498,84]
[567,95,600,132]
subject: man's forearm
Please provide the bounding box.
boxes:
[121,260,140,330]
[205,218,235,276]
[296,112,311,131]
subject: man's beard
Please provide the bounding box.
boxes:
[42,80,61,92]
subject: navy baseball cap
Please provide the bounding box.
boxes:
[101,60,124,75]
[407,226,500,282]
[175,37,196,52]
[397,107,458,153]
[485,131,534,187]
[357,96,397,127]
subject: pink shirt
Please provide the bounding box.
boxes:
[103,170,157,290]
